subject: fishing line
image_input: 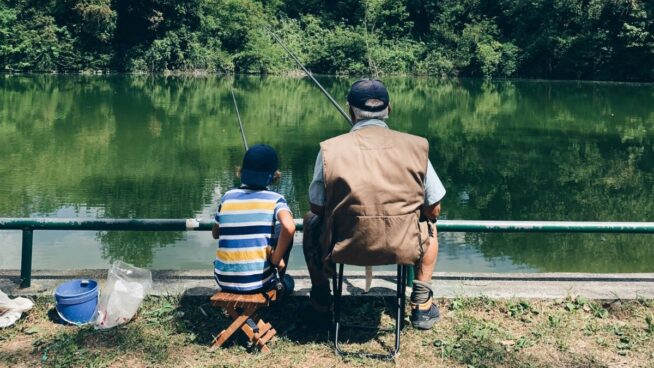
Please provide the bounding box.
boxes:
[266,27,353,127]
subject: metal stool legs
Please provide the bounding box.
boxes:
[332,264,407,360]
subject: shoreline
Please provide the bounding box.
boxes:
[2,270,653,300]
[2,72,654,85]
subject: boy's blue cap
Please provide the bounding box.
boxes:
[241,144,279,188]
[346,79,389,112]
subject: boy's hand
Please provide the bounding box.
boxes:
[270,252,286,271]
[276,258,286,271]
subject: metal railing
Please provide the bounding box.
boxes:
[2,217,654,288]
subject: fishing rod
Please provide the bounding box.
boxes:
[231,89,248,150]
[268,26,375,292]
[266,27,353,127]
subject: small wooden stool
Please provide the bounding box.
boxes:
[210,289,278,353]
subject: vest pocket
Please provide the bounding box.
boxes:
[330,212,423,266]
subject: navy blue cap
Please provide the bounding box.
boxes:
[346,79,390,112]
[241,144,279,188]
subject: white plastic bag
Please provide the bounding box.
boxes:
[0,289,33,328]
[94,261,152,329]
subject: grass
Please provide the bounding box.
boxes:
[1,294,654,368]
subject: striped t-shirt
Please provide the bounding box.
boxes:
[213,187,291,293]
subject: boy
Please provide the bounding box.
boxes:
[212,144,295,294]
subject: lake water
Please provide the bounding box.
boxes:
[1,76,653,273]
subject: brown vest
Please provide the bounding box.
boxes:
[321,126,430,266]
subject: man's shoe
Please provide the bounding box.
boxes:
[301,302,332,330]
[410,298,440,330]
[302,285,333,330]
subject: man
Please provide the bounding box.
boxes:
[303,79,446,330]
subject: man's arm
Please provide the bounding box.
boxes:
[423,160,445,220]
[308,151,326,217]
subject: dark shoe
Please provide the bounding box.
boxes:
[301,302,332,330]
[410,298,440,330]
[302,285,333,329]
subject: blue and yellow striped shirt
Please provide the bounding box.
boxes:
[213,188,291,293]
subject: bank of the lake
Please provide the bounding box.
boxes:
[1,295,653,367]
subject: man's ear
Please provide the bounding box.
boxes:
[387,103,392,115]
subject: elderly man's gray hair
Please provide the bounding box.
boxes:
[350,99,389,120]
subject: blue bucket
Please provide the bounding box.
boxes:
[54,279,99,325]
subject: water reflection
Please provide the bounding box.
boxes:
[0,76,653,272]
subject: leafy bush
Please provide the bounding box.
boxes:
[1,12,76,72]
[0,0,652,80]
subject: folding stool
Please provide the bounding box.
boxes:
[210,289,277,353]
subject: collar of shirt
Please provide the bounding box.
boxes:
[350,118,388,132]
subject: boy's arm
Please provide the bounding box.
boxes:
[270,210,295,269]
[212,223,220,239]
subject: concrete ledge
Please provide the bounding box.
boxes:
[1,270,653,299]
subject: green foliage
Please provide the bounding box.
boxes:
[506,300,537,318]
[73,0,116,43]
[646,315,654,334]
[436,316,519,367]
[1,0,652,79]
[0,8,76,72]
[133,30,229,73]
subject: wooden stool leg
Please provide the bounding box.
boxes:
[212,309,251,348]
[223,306,276,353]
[251,318,276,352]
[210,291,280,353]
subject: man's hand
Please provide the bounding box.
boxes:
[422,201,441,220]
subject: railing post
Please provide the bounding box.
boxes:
[406,265,415,288]
[20,228,33,288]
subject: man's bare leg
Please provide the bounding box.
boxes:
[410,228,440,329]
[415,231,438,282]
